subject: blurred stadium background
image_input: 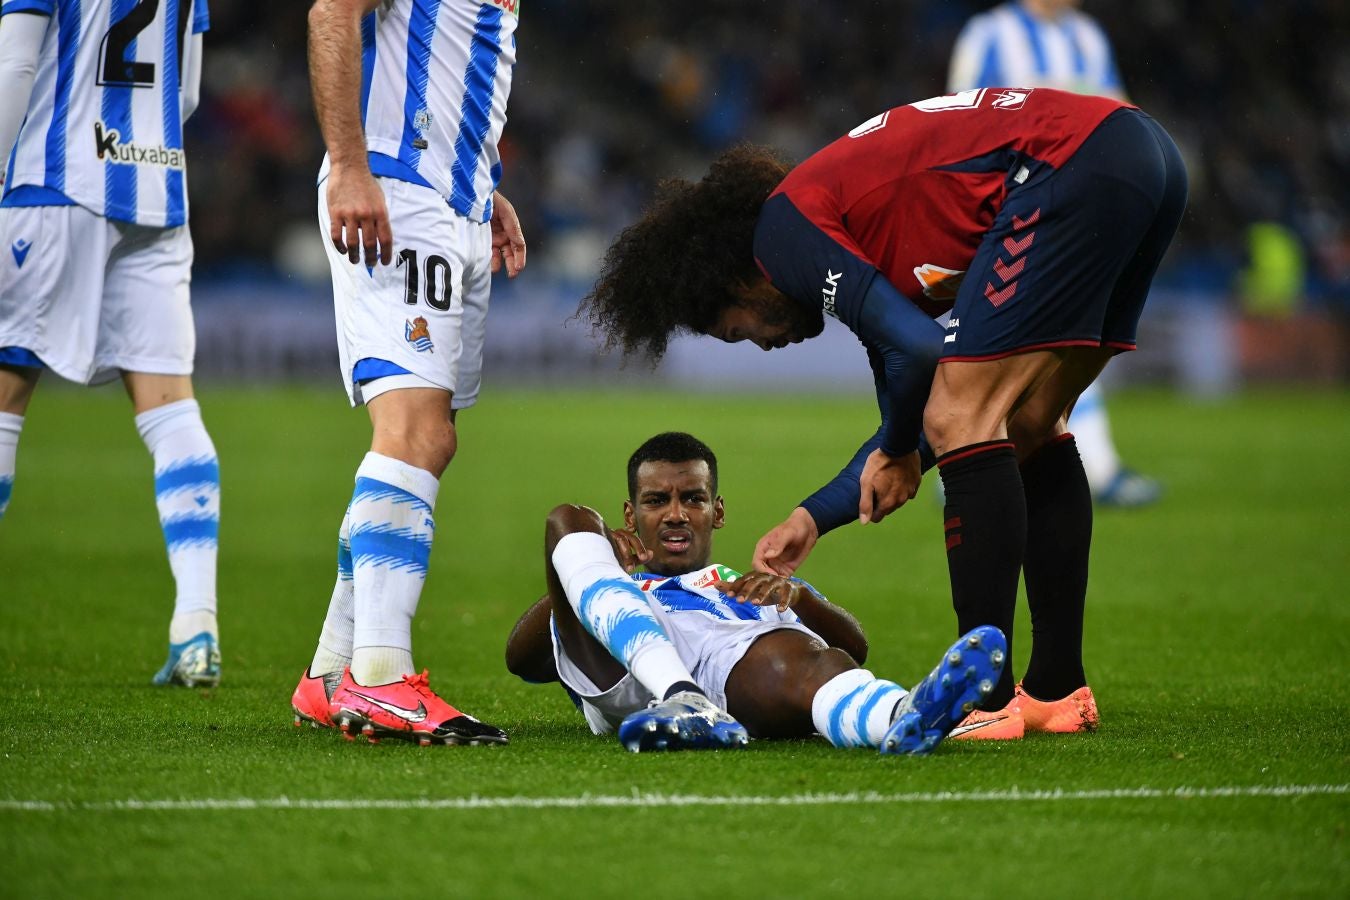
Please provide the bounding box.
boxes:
[191,0,1348,392]
[6,6,1349,894]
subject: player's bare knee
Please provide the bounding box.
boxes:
[407,418,456,476]
[544,504,606,548]
[923,400,978,455]
[1008,412,1063,459]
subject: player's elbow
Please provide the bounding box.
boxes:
[504,644,558,685]
[907,336,943,375]
[504,626,555,684]
[503,635,532,681]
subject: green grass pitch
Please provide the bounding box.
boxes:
[1,385,1346,898]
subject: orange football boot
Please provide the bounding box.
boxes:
[1015,683,1099,733]
[292,668,341,728]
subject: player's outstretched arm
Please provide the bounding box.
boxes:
[858,448,922,524]
[505,594,560,684]
[850,278,944,522]
[751,507,819,577]
[0,12,47,180]
[308,0,392,266]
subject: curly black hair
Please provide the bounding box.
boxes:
[627,432,718,500]
[579,144,793,361]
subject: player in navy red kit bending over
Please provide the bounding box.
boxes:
[580,88,1187,739]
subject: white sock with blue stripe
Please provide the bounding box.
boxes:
[0,412,21,521]
[310,505,355,677]
[349,452,439,686]
[135,399,219,644]
[551,531,699,701]
[811,669,907,749]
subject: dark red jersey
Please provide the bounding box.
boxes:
[753,88,1128,320]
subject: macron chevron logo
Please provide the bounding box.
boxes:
[11,239,32,268]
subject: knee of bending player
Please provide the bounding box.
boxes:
[1007,410,1064,459]
[923,391,1009,456]
[922,400,971,456]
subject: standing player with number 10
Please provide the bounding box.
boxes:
[0,1,221,686]
[291,0,526,746]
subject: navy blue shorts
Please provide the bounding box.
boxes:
[939,108,1188,362]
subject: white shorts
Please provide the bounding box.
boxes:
[319,175,492,409]
[0,203,195,385]
[551,600,819,735]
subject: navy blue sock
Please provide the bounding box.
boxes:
[1020,434,1091,700]
[938,441,1025,709]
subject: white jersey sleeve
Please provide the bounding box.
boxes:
[2,0,209,228]
[358,0,518,223]
[0,10,47,176]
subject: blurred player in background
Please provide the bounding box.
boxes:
[0,1,220,686]
[291,0,526,747]
[505,431,1005,755]
[949,0,1161,508]
[581,88,1187,741]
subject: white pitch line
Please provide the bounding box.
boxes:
[1,784,1344,813]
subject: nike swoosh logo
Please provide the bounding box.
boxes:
[12,240,31,268]
[949,716,1011,737]
[347,690,428,723]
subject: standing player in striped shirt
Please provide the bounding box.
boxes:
[949,0,1162,509]
[0,1,221,687]
[291,0,526,746]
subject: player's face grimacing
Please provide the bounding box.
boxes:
[623,460,725,576]
[706,278,825,351]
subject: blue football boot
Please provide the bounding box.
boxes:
[618,690,749,752]
[881,626,1006,755]
[152,631,221,687]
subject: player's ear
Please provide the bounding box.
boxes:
[623,500,636,530]
[712,496,726,529]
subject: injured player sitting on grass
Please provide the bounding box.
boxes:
[504,431,1005,754]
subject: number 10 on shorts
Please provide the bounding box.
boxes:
[397,249,455,311]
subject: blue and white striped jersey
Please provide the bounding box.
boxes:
[1,0,209,228]
[948,1,1123,97]
[359,0,518,223]
[633,564,810,626]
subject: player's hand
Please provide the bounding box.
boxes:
[715,571,803,613]
[858,448,921,524]
[751,507,819,577]
[326,162,393,266]
[490,191,526,278]
[606,527,652,573]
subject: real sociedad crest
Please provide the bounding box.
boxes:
[405,317,434,353]
[412,108,433,150]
